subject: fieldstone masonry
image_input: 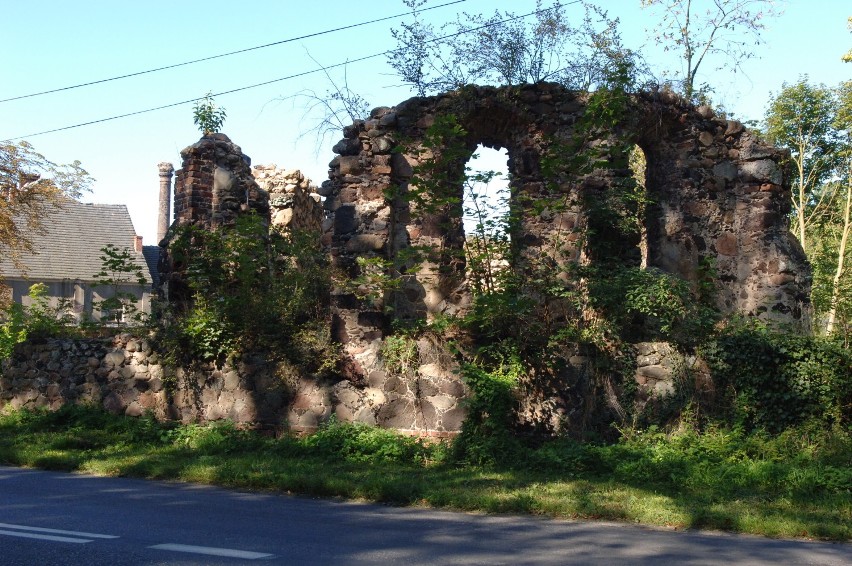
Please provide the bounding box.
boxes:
[325,83,810,372]
[0,335,289,425]
[0,84,814,436]
[252,165,323,233]
[318,83,811,432]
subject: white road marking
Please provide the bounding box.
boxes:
[0,529,92,544]
[149,543,274,560]
[0,522,119,539]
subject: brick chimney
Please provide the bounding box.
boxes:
[134,235,143,253]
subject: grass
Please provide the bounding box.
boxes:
[0,405,849,541]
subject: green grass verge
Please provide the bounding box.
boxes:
[0,405,849,541]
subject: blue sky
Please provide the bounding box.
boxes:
[2,0,849,245]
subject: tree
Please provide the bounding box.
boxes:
[764,78,852,339]
[843,16,851,64]
[290,51,371,153]
[823,81,852,337]
[92,244,148,326]
[192,92,227,135]
[388,0,642,96]
[640,0,780,101]
[0,141,91,272]
[764,78,839,253]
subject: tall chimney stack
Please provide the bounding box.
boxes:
[157,162,174,244]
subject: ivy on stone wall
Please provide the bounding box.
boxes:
[702,321,852,432]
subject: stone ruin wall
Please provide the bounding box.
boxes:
[0,84,812,435]
[161,135,325,297]
[0,336,278,423]
[323,83,811,431]
[327,84,810,337]
[169,134,324,238]
[171,133,269,228]
[253,164,323,234]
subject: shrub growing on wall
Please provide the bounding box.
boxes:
[157,214,334,371]
[0,283,75,361]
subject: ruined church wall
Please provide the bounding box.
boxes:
[10,90,803,437]
[632,92,810,323]
[319,83,810,432]
[325,83,810,352]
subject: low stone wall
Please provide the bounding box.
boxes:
[0,334,468,436]
[0,335,289,424]
[1,335,694,435]
[633,341,712,412]
[271,334,469,436]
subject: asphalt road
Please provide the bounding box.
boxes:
[0,465,849,565]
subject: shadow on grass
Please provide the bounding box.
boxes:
[1,406,849,541]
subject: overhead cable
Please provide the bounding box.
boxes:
[4,2,578,140]
[0,0,469,103]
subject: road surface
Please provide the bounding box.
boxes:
[0,465,849,565]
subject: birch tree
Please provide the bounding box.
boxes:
[764,78,839,253]
[824,81,852,337]
[640,0,780,101]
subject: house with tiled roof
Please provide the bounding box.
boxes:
[0,201,157,323]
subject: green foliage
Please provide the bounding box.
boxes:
[304,418,433,464]
[587,266,718,344]
[380,333,419,375]
[175,295,235,363]
[764,78,841,242]
[452,355,525,466]
[702,322,852,432]
[0,302,26,361]
[343,256,403,309]
[161,420,264,454]
[156,215,334,371]
[192,91,227,135]
[388,0,643,96]
[2,405,849,540]
[92,244,148,326]
[0,283,75,360]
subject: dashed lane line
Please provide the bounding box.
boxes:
[149,543,274,560]
[0,522,120,544]
[0,529,93,544]
[0,522,119,539]
[0,522,272,559]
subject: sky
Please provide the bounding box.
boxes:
[2,0,849,246]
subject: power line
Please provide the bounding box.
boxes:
[0,0,469,104]
[4,2,579,141]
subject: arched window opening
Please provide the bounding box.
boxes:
[463,145,510,294]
